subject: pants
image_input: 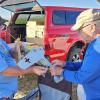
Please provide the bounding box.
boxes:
[39,84,70,100]
[77,84,86,100]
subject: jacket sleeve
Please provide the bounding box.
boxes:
[64,61,82,71]
[2,39,11,51]
[61,44,100,84]
[0,54,8,72]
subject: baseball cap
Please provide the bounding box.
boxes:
[71,9,100,31]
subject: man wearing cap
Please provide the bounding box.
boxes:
[50,9,100,100]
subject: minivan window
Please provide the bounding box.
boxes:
[52,10,66,25]
[66,11,81,25]
[15,14,30,24]
[52,10,81,25]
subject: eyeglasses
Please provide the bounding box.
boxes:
[80,23,97,30]
[79,18,100,30]
[80,24,91,30]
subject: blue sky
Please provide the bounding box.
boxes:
[0,0,100,20]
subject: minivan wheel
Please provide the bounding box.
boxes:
[67,46,82,62]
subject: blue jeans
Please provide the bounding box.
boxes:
[39,84,70,100]
[77,84,86,100]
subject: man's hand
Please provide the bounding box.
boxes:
[50,65,64,76]
[33,66,48,76]
[50,60,65,76]
[51,60,65,67]
[51,60,65,68]
[26,66,48,76]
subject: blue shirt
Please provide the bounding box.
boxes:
[0,39,18,98]
[62,37,100,100]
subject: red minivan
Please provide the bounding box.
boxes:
[0,0,86,99]
[0,0,86,62]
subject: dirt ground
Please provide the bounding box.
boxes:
[14,74,38,99]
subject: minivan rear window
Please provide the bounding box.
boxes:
[66,11,81,25]
[52,10,66,25]
[52,10,81,25]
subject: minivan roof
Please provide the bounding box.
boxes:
[0,0,99,12]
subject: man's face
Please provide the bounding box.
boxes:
[79,23,95,43]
